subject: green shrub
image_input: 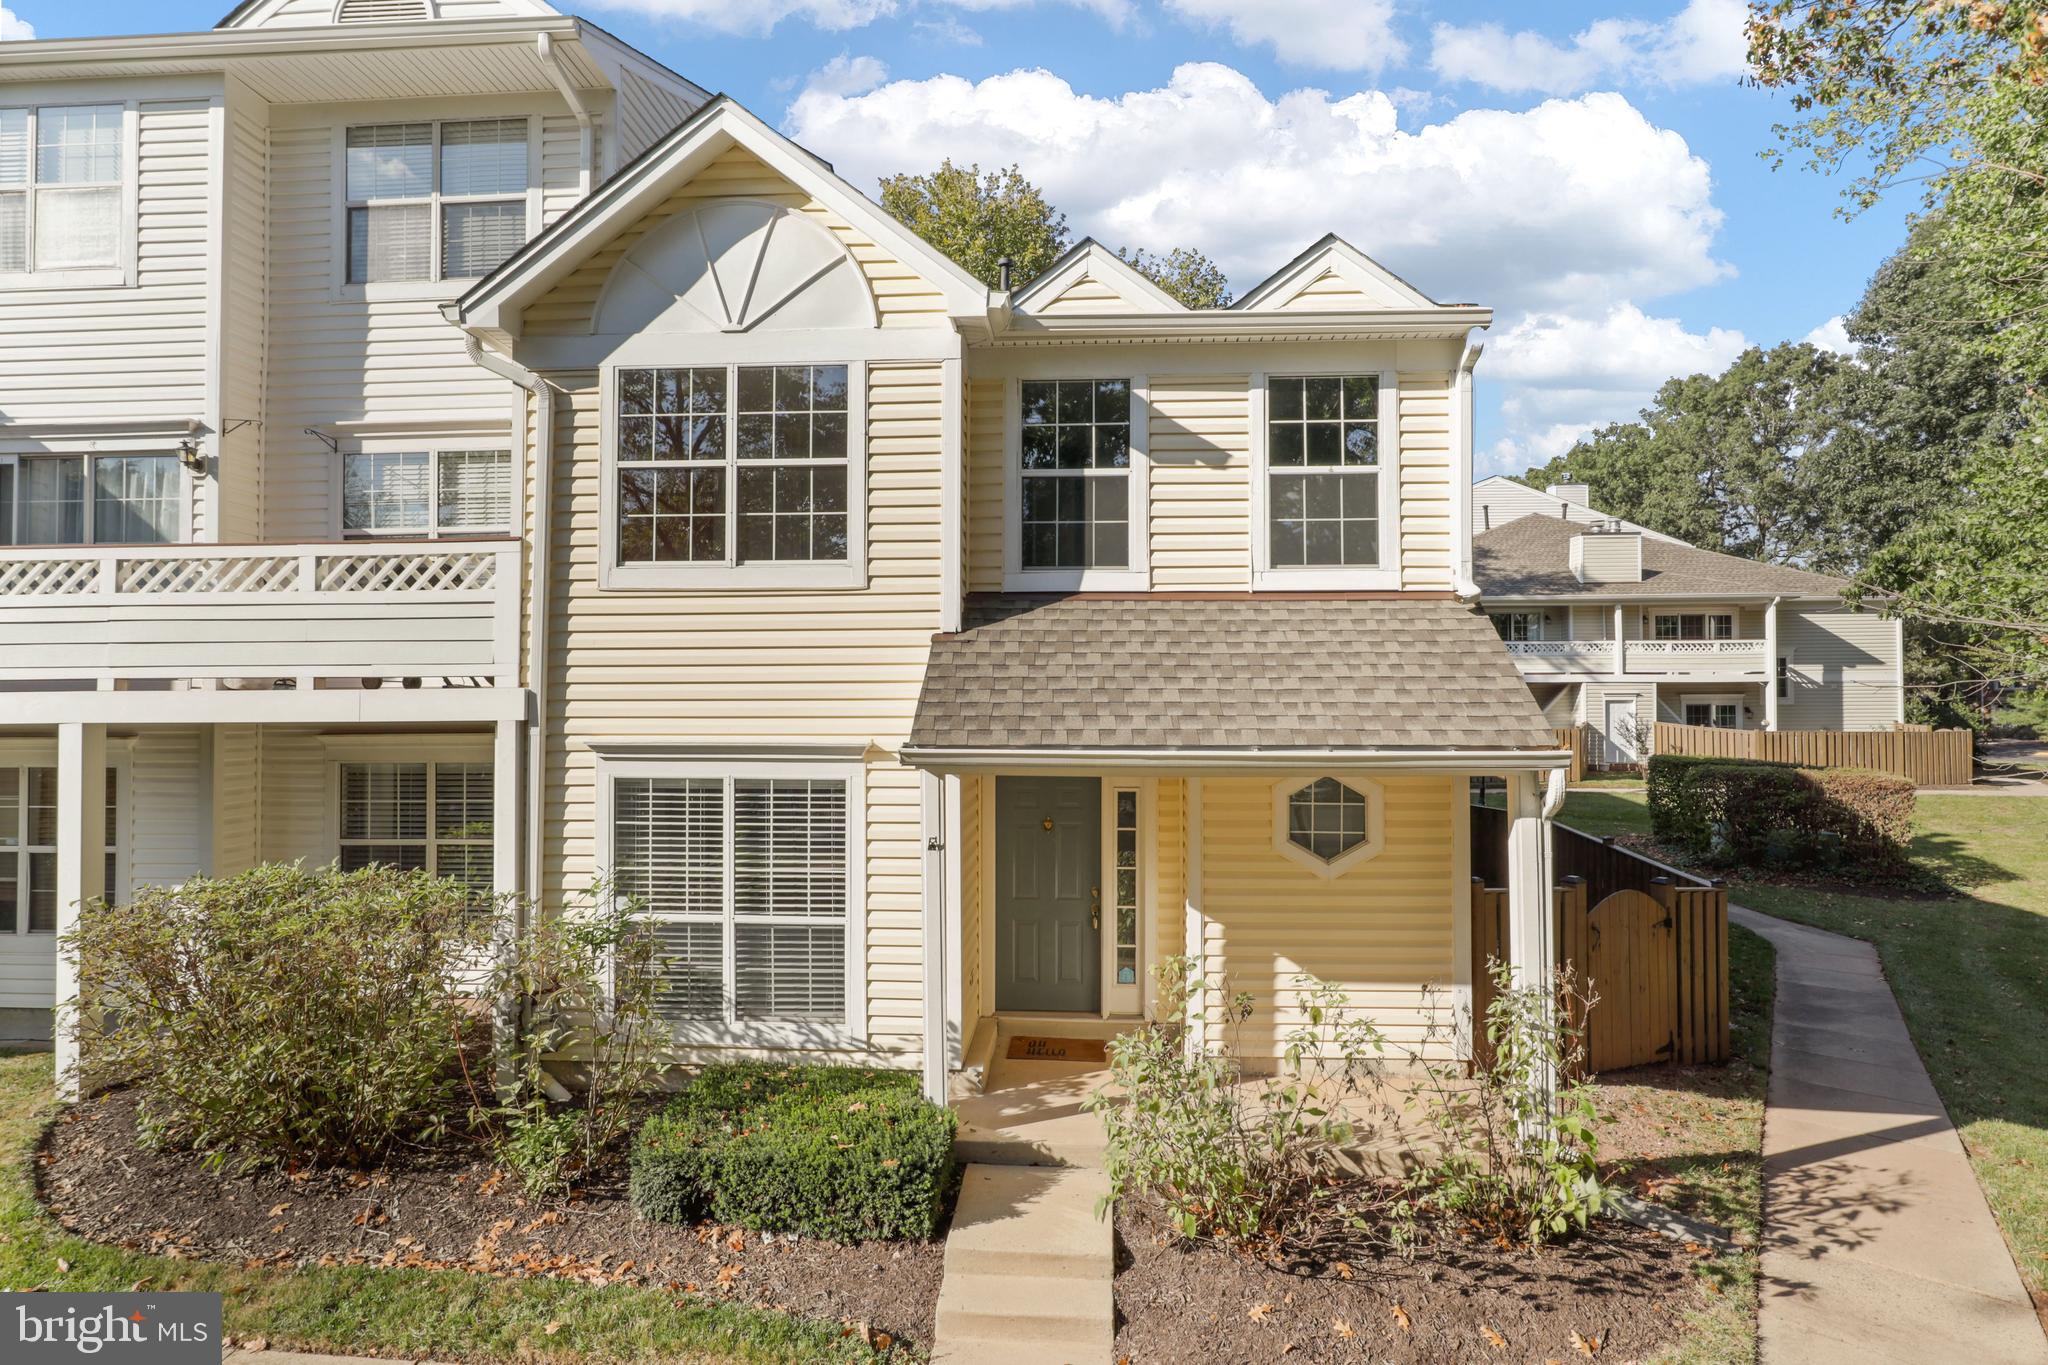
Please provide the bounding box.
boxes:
[67,864,492,1168]
[1646,754,1916,876]
[631,1064,956,1242]
[498,1109,583,1200]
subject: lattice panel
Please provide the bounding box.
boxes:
[0,559,102,597]
[118,556,301,595]
[315,551,498,594]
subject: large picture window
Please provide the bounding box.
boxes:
[342,448,511,537]
[0,103,123,276]
[612,364,855,577]
[610,771,853,1031]
[1265,374,1381,568]
[1654,612,1735,641]
[337,762,494,898]
[0,453,179,546]
[0,766,117,933]
[1019,379,1130,570]
[345,118,528,285]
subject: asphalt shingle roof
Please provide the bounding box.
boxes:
[1473,515,1848,599]
[907,595,1559,752]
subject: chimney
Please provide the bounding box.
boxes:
[997,256,1014,292]
[1569,521,1643,584]
[1547,481,1591,508]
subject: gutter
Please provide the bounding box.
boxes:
[536,32,594,198]
[0,16,583,67]
[1452,336,1484,599]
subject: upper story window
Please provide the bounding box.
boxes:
[0,104,123,277]
[1653,612,1734,641]
[345,118,528,285]
[0,453,179,546]
[342,448,511,538]
[1265,375,1382,571]
[1019,379,1131,571]
[1493,611,1543,642]
[605,363,863,589]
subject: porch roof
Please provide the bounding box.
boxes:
[906,594,1559,757]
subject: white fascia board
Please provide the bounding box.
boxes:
[0,16,582,71]
[0,687,529,727]
[899,746,1573,774]
[991,307,1492,343]
[1011,237,1187,315]
[453,99,991,335]
[570,19,711,108]
[1232,233,1443,311]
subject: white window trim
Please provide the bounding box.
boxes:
[320,734,495,882]
[1002,374,1151,592]
[0,100,138,292]
[1680,693,1747,729]
[1495,610,1544,642]
[1101,780,1146,1017]
[0,449,191,547]
[594,753,869,1050]
[1270,773,1386,879]
[331,440,516,540]
[598,360,869,592]
[1250,370,1402,591]
[329,115,541,302]
[1648,607,1740,641]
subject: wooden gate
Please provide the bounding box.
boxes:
[1578,890,1675,1072]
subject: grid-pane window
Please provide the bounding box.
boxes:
[346,118,527,284]
[90,455,178,544]
[1019,379,1130,570]
[0,104,121,275]
[1684,702,1741,729]
[1654,613,1735,641]
[613,772,851,1028]
[343,449,509,536]
[1492,612,1542,642]
[0,454,177,547]
[337,762,492,896]
[1267,375,1380,567]
[615,364,854,569]
[1286,777,1369,864]
[0,765,117,934]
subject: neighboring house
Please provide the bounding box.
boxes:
[0,4,1570,1107]
[1472,482,1906,765]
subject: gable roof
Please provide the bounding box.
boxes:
[218,0,557,28]
[1473,514,1848,601]
[1011,238,1189,315]
[1232,233,1440,311]
[907,595,1558,755]
[1471,475,1685,543]
[448,96,993,336]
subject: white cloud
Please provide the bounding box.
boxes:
[1431,0,1747,96]
[1801,315,1855,355]
[945,0,1134,28]
[913,14,985,45]
[1161,0,1405,73]
[0,5,33,40]
[804,54,890,98]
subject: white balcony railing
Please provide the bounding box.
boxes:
[1624,639,1770,677]
[0,538,521,686]
[1504,640,1615,675]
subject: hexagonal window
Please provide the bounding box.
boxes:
[1272,774,1385,877]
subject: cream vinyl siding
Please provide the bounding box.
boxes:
[538,363,947,1064]
[1473,477,1577,532]
[128,728,207,891]
[211,726,261,873]
[1197,774,1459,1057]
[1151,777,1186,1019]
[255,728,332,866]
[964,376,1004,592]
[613,67,697,165]
[1276,269,1375,310]
[523,147,947,336]
[218,93,270,541]
[1148,375,1251,588]
[1569,605,1610,640]
[0,99,212,432]
[1780,607,1904,728]
[959,774,986,1031]
[1395,372,1454,590]
[1033,275,1128,315]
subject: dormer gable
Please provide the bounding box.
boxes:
[217,0,559,30]
[1232,234,1438,312]
[1011,239,1188,316]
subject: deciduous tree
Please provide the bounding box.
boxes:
[877,160,1068,290]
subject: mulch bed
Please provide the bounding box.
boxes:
[37,1087,945,1355]
[1113,1200,1706,1364]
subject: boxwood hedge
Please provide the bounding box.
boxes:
[629,1063,956,1243]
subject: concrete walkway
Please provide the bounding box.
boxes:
[1731,905,2048,1364]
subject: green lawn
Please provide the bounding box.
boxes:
[1559,788,2048,1307]
[0,1052,885,1364]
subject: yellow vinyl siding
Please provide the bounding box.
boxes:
[959,774,986,1031]
[1035,275,1129,315]
[1148,375,1251,587]
[1277,269,1373,310]
[1396,372,1453,590]
[218,93,269,541]
[1198,774,1459,1057]
[537,363,946,1064]
[1151,777,1186,1018]
[524,147,948,336]
[965,376,1005,591]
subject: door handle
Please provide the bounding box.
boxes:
[1090,886,1101,931]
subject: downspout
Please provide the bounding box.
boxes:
[1451,336,1485,600]
[536,31,594,197]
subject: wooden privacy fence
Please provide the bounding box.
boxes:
[1653,721,1973,788]
[1469,805,1730,1073]
[1554,725,1586,783]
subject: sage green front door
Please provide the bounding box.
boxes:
[995,775,1101,1013]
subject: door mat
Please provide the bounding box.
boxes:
[1005,1035,1109,1063]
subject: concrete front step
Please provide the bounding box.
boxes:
[932,1164,1115,1365]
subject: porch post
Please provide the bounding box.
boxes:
[919,771,949,1105]
[1611,603,1625,679]
[1763,597,1781,731]
[1182,776,1205,1056]
[53,722,107,1104]
[491,717,524,1096]
[942,773,964,1074]
[1503,769,1557,1116]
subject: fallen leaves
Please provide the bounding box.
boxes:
[541,1321,562,1337]
[1571,1328,1603,1356]
[1331,1318,1356,1340]
[54,1257,70,1274]
[1390,1303,1412,1332]
[1247,1303,1273,1323]
[1482,1324,1509,1350]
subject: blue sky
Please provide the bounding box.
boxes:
[8,0,1918,475]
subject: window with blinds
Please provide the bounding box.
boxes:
[342,448,509,537]
[345,118,528,284]
[0,765,118,934]
[0,103,122,277]
[337,762,493,898]
[611,772,852,1030]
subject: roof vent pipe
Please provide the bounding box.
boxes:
[997,256,1013,292]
